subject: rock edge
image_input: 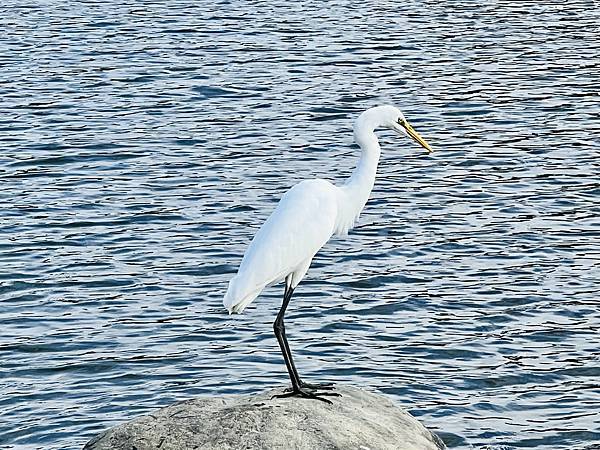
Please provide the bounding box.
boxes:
[84,385,446,450]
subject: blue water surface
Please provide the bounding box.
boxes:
[1,1,599,449]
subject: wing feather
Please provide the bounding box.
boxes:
[224,179,338,313]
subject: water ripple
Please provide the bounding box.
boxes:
[1,1,600,450]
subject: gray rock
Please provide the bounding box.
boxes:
[84,385,446,450]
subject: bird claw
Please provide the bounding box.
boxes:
[272,386,341,404]
[281,381,336,393]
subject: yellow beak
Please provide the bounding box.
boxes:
[405,122,433,153]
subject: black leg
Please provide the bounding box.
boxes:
[272,282,340,404]
[273,284,301,389]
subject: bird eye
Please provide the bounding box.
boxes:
[397,118,406,126]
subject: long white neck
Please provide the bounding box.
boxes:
[334,112,382,235]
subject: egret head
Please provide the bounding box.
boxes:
[386,106,433,153]
[358,105,433,153]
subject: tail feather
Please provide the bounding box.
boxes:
[223,276,262,314]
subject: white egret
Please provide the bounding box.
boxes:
[224,105,432,403]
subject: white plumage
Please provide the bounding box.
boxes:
[224,179,338,313]
[224,105,432,315]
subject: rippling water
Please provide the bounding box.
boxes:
[1,1,599,449]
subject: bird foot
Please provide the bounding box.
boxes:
[272,386,341,404]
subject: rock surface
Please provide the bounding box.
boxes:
[83,385,446,450]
